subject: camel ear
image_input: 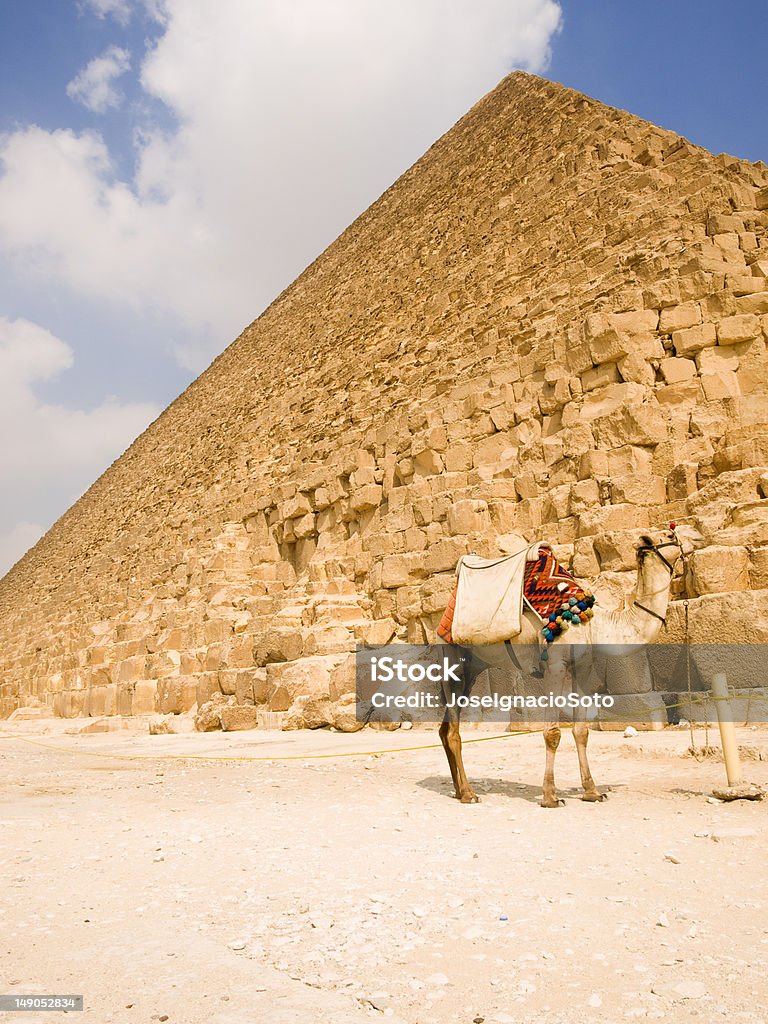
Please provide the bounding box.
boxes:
[637,534,654,550]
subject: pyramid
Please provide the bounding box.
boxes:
[2,72,768,724]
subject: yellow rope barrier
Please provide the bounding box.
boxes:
[0,694,748,764]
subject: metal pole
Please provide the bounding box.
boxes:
[711,672,742,787]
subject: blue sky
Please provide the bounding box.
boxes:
[0,0,765,575]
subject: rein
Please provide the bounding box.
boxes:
[632,539,683,626]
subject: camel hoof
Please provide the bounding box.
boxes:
[457,791,480,804]
[582,791,607,802]
[540,797,565,808]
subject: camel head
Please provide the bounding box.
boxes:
[636,523,705,572]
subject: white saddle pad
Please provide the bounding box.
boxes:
[451,543,539,645]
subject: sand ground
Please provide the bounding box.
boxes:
[1,719,768,1024]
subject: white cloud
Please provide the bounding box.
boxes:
[0,0,562,370]
[67,46,132,113]
[0,317,160,575]
[79,0,133,26]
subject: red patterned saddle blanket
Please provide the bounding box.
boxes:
[437,545,595,645]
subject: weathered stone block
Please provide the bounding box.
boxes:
[666,462,698,500]
[659,302,701,333]
[610,475,667,506]
[672,322,717,356]
[716,314,761,346]
[447,499,490,536]
[220,705,259,731]
[690,545,749,595]
[659,357,696,384]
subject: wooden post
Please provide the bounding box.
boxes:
[711,672,742,787]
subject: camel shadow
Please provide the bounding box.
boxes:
[417,774,618,804]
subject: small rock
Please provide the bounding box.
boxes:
[656,913,670,928]
[674,980,706,999]
[623,726,639,738]
[228,940,246,951]
[663,853,680,865]
[587,992,602,1007]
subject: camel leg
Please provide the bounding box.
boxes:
[572,720,606,802]
[439,718,460,793]
[541,722,563,807]
[541,653,567,808]
[444,719,478,803]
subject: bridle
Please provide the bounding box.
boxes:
[633,533,685,625]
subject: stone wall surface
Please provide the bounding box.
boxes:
[2,72,768,725]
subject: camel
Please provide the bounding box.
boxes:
[438,525,704,808]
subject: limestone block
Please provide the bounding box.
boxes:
[716,314,761,346]
[132,680,158,715]
[696,346,739,373]
[592,403,666,448]
[156,676,189,713]
[350,485,383,512]
[568,479,600,515]
[706,214,742,235]
[266,654,346,713]
[659,357,696,384]
[423,537,468,574]
[281,494,313,519]
[701,370,740,400]
[413,448,443,476]
[114,655,147,685]
[195,672,221,708]
[609,309,659,334]
[380,552,426,588]
[572,537,600,577]
[617,350,656,386]
[256,626,304,663]
[582,363,620,391]
[659,303,702,333]
[195,693,232,732]
[736,292,768,315]
[473,431,516,468]
[663,590,768,644]
[329,693,366,733]
[283,696,335,730]
[672,323,716,356]
[690,545,749,595]
[728,275,765,296]
[577,503,650,537]
[302,626,355,657]
[749,547,768,588]
[667,462,699,500]
[447,499,490,536]
[220,704,259,731]
[599,647,653,694]
[610,475,667,506]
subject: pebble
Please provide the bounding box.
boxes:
[623,726,639,738]
[674,980,706,999]
[663,853,680,864]
[587,992,602,1007]
[656,913,670,928]
[228,940,246,951]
